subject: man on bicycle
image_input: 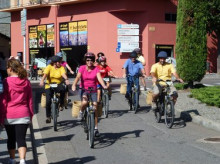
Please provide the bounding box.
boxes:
[40,55,70,123]
[150,51,184,111]
[123,51,146,107]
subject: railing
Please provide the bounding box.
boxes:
[0,0,87,10]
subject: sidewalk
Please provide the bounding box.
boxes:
[0,126,34,164]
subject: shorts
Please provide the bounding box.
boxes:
[97,84,102,89]
[153,84,177,96]
[79,89,97,102]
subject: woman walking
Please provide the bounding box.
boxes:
[0,58,33,164]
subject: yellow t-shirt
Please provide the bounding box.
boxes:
[44,65,66,89]
[150,62,176,85]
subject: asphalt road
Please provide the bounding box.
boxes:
[31,81,220,164]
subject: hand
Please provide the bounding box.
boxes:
[65,79,70,85]
[39,81,44,87]
[103,85,108,90]
[123,74,126,78]
[70,71,74,75]
[72,85,76,91]
[178,78,184,83]
[152,77,157,83]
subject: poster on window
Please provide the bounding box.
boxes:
[37,25,46,48]
[29,26,38,48]
[60,23,69,47]
[78,21,87,45]
[47,24,54,47]
[69,22,78,46]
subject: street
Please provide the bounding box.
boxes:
[31,80,220,164]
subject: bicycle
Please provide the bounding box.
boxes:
[100,77,110,118]
[80,87,96,148]
[154,79,176,128]
[29,65,38,80]
[127,75,139,114]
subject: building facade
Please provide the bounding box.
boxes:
[0,0,218,76]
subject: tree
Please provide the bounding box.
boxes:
[176,0,208,87]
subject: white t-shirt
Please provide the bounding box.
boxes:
[137,55,145,65]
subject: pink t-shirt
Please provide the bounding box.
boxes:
[61,61,67,67]
[79,65,99,91]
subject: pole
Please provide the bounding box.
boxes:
[24,35,26,68]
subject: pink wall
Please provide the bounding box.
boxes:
[10,0,217,76]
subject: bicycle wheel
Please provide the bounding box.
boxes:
[51,101,58,131]
[165,100,175,128]
[134,89,139,114]
[88,112,95,148]
[102,94,109,118]
[154,101,162,123]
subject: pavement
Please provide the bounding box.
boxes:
[0,73,220,163]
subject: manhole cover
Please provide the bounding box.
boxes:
[204,138,220,142]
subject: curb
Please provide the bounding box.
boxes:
[141,90,220,133]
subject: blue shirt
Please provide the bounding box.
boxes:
[123,59,143,76]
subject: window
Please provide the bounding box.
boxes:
[165,13,177,22]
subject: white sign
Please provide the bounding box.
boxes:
[21,9,27,36]
[117,48,138,52]
[118,36,139,42]
[118,29,139,35]
[118,24,139,29]
[120,42,139,49]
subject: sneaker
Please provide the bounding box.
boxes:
[94,129,100,137]
[20,159,26,164]
[46,117,51,123]
[59,106,64,111]
[77,112,83,121]
[8,158,16,164]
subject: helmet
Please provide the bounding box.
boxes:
[157,51,167,58]
[85,52,95,61]
[97,52,105,58]
[133,48,141,54]
[99,56,106,62]
[51,56,62,63]
[130,51,137,58]
[47,59,52,65]
[56,52,63,58]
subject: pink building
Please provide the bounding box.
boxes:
[0,0,218,76]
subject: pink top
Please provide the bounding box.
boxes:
[0,77,33,124]
[61,61,67,67]
[79,65,100,91]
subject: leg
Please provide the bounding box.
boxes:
[97,89,101,103]
[140,76,146,91]
[56,84,66,107]
[5,125,16,159]
[134,77,140,106]
[15,124,29,161]
[125,76,132,99]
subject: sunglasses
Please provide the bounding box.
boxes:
[86,59,93,62]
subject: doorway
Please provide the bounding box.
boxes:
[155,45,173,62]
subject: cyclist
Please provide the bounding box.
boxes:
[150,51,184,111]
[96,56,117,102]
[95,52,105,65]
[122,51,146,107]
[72,52,107,137]
[133,48,147,91]
[39,56,70,123]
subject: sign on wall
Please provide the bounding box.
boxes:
[116,24,139,52]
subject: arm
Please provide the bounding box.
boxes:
[173,72,184,83]
[151,72,157,83]
[141,68,146,78]
[72,72,81,91]
[27,81,34,120]
[62,73,70,85]
[39,74,47,87]
[108,70,118,78]
[66,64,74,74]
[97,73,107,89]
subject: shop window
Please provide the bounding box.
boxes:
[165,13,177,22]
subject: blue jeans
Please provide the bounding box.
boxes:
[125,75,140,105]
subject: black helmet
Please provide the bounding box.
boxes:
[51,56,62,63]
[133,48,141,54]
[158,51,167,58]
[130,51,137,58]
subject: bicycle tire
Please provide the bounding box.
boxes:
[88,112,95,148]
[165,100,175,128]
[103,94,109,118]
[154,101,162,123]
[134,89,139,114]
[51,101,57,131]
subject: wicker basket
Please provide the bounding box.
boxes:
[146,90,153,105]
[72,101,81,118]
[38,70,43,76]
[120,84,127,95]
[41,93,46,108]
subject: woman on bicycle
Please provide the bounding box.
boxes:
[39,56,70,123]
[96,56,117,102]
[72,52,107,137]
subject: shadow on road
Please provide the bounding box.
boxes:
[49,156,95,164]
[94,130,144,149]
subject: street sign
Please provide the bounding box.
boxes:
[118,36,139,42]
[21,9,27,36]
[117,29,139,35]
[117,24,139,29]
[118,42,139,49]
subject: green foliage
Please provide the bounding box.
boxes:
[174,83,188,90]
[176,0,208,83]
[190,86,220,107]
